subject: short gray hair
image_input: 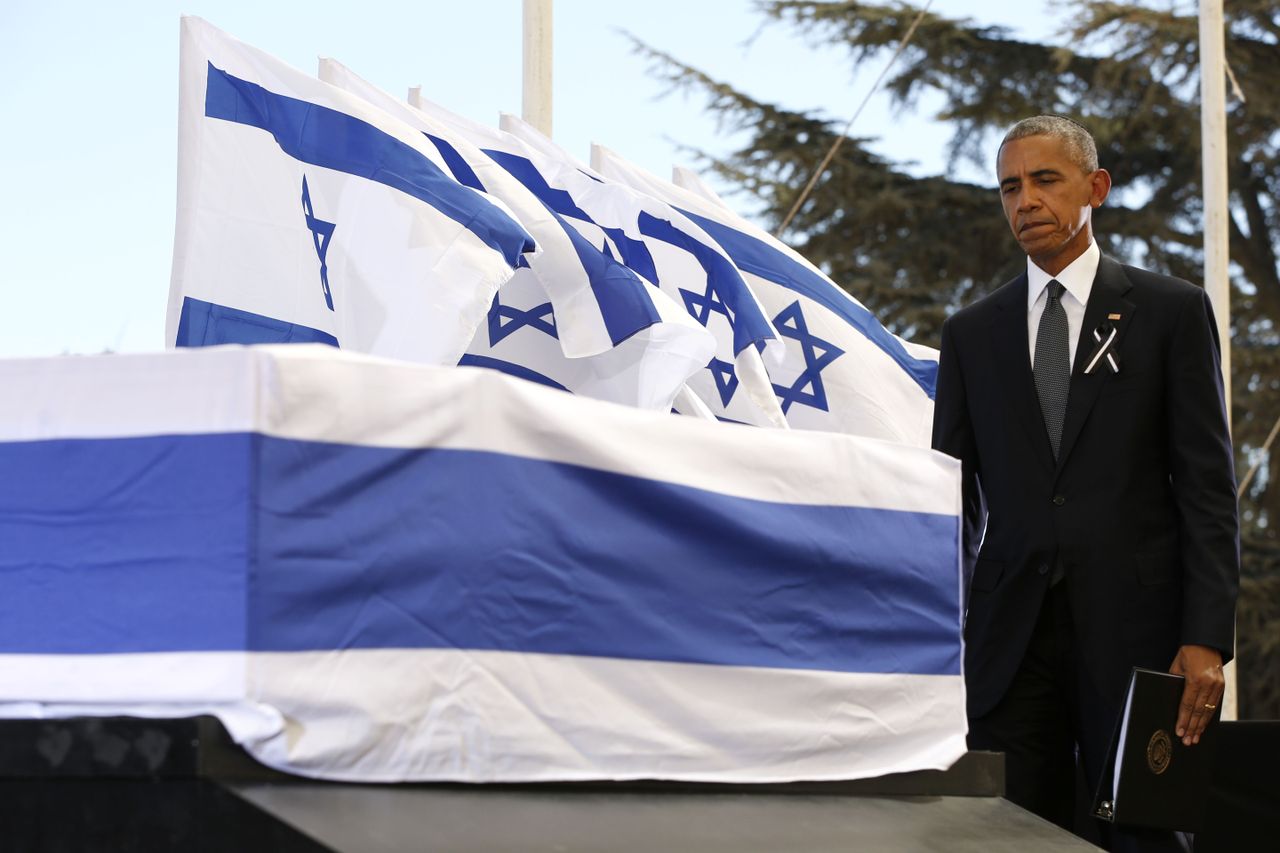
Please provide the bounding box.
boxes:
[998,115,1099,174]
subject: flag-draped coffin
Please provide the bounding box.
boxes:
[0,345,965,783]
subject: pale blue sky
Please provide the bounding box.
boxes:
[0,1,1062,357]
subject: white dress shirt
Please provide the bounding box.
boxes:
[1027,240,1099,369]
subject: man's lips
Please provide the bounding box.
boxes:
[1019,222,1053,235]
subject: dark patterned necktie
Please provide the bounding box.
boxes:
[1034,280,1070,459]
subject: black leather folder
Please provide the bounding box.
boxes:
[1093,667,1218,832]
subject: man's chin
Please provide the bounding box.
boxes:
[1017,236,1062,261]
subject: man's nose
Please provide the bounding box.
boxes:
[1016,185,1040,212]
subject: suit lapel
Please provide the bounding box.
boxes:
[1055,256,1137,475]
[990,274,1056,473]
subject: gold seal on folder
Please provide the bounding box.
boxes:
[1147,729,1172,775]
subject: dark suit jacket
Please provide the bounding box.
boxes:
[932,255,1239,718]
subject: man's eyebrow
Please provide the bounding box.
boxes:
[999,168,1064,188]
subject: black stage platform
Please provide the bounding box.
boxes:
[0,715,1111,852]
[28,712,1274,851]
[231,781,1102,852]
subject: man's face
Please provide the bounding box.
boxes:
[996,134,1110,273]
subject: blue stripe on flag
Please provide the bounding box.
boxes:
[679,209,938,398]
[423,133,486,192]
[417,138,661,346]
[637,213,776,355]
[0,435,960,676]
[0,434,253,653]
[479,148,774,352]
[458,354,570,391]
[448,147,660,347]
[176,297,339,347]
[203,63,535,267]
[481,148,660,285]
[547,209,661,346]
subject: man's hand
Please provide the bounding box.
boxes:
[1169,644,1224,746]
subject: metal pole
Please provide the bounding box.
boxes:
[522,0,553,138]
[1199,0,1236,721]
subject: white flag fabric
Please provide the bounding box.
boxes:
[315,60,713,411]
[672,164,733,207]
[0,345,966,783]
[414,103,786,428]
[594,146,939,446]
[167,17,535,366]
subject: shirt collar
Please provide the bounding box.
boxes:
[1026,240,1100,310]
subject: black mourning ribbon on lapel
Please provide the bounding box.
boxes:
[1083,321,1122,375]
[1034,280,1070,460]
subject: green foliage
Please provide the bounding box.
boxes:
[638,0,1280,717]
[1239,540,1280,719]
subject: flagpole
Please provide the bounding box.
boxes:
[1199,0,1236,721]
[522,0,553,137]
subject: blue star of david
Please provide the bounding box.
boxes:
[301,176,336,311]
[707,357,739,407]
[487,292,557,346]
[771,301,844,414]
[680,278,734,327]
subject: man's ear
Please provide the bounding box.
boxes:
[1090,168,1112,208]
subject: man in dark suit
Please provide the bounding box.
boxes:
[932,115,1239,851]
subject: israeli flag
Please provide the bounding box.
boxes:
[316,60,713,411]
[167,17,535,366]
[419,103,787,428]
[0,345,966,783]
[593,146,940,446]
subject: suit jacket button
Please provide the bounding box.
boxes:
[1038,563,1050,575]
[1052,495,1066,506]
